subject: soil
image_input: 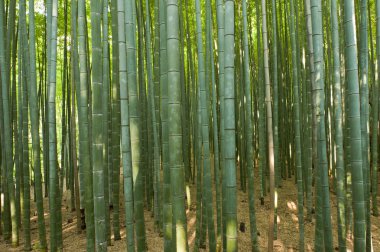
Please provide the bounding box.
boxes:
[0,174,379,251]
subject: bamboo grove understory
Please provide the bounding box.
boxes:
[0,0,379,251]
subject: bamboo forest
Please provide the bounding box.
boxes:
[1,0,380,251]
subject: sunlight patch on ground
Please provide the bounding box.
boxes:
[30,212,49,221]
[291,213,298,222]
[287,201,297,211]
[63,223,76,234]
[307,243,313,251]
[120,229,127,239]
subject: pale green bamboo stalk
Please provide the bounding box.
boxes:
[125,0,147,249]
[216,0,226,248]
[90,0,107,250]
[116,0,135,249]
[47,0,62,249]
[342,0,366,250]
[311,0,335,250]
[224,0,237,251]
[167,0,188,250]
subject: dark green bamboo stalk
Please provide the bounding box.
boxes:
[0,0,18,246]
[160,0,173,249]
[60,0,68,196]
[145,0,161,232]
[73,0,86,226]
[262,0,276,249]
[102,0,111,244]
[290,0,304,250]
[21,50,31,252]
[358,0,371,249]
[136,0,148,215]
[271,0,280,239]
[331,0,346,250]
[194,75,203,251]
[5,0,16,83]
[110,0,122,241]
[28,0,48,248]
[256,0,266,202]
[19,0,30,246]
[304,0,315,222]
[11,21,20,234]
[195,0,215,250]
[16,31,26,250]
[209,24,221,252]
[18,20,31,249]
[45,0,52,205]
[205,4,221,251]
[70,0,81,232]
[153,0,161,168]
[78,0,95,249]
[242,0,258,250]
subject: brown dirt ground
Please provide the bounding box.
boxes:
[0,174,379,251]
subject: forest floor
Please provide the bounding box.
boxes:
[1,173,380,251]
